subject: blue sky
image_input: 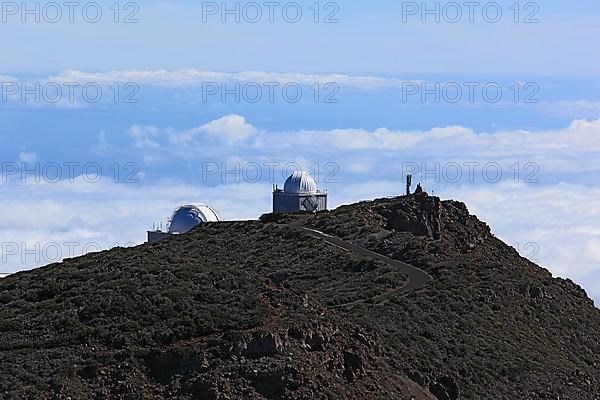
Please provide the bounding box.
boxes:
[1,0,599,75]
[1,0,600,303]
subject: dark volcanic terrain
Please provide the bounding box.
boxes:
[1,194,599,399]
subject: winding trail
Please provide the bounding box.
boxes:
[301,227,433,306]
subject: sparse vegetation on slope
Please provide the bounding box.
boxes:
[1,194,599,399]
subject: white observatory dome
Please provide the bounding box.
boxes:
[167,204,221,234]
[283,171,318,194]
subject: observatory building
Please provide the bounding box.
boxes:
[147,204,221,243]
[273,171,328,213]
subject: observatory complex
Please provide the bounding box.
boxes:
[273,171,328,213]
[147,204,221,243]
[147,171,327,243]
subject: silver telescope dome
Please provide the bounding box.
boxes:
[283,171,318,194]
[167,204,221,234]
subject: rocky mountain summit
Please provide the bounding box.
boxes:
[1,194,599,399]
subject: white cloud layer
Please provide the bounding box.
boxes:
[46,69,411,90]
[6,69,600,119]
[130,114,600,154]
[125,115,600,181]
[270,119,600,154]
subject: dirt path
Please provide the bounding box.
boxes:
[301,228,433,307]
